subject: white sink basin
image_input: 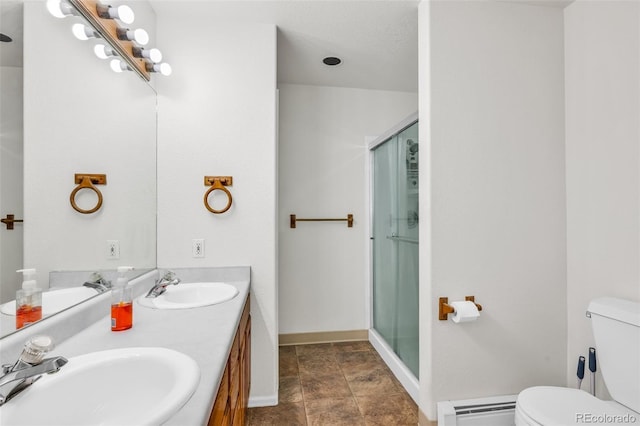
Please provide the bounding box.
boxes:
[0,347,200,425]
[138,282,239,309]
[0,287,98,317]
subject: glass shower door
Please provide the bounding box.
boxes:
[371,121,419,377]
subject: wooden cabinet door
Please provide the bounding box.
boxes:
[208,296,251,426]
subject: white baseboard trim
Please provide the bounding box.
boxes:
[248,395,278,408]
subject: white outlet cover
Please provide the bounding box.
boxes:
[107,240,120,259]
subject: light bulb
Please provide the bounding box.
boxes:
[94,44,116,59]
[147,62,172,76]
[72,23,98,41]
[132,29,149,45]
[96,4,135,24]
[110,59,130,73]
[133,46,162,63]
[46,0,76,18]
[116,28,149,45]
[159,63,172,76]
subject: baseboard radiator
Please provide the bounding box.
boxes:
[437,395,517,426]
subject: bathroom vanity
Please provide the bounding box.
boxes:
[209,296,251,425]
[0,267,251,425]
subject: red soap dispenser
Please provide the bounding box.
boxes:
[111,266,134,331]
[15,268,42,329]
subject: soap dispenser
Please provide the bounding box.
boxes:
[111,266,134,331]
[15,268,43,329]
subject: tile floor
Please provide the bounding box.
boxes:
[247,341,419,425]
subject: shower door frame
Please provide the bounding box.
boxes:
[367,111,419,404]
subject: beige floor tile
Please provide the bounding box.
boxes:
[300,372,352,400]
[280,345,297,356]
[248,401,307,425]
[295,343,336,357]
[336,351,387,380]
[346,368,400,396]
[297,353,340,376]
[280,348,299,377]
[280,376,304,403]
[355,393,418,426]
[335,350,381,366]
[332,341,373,353]
[305,397,365,426]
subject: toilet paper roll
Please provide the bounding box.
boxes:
[450,301,480,323]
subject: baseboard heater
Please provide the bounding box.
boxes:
[437,395,517,426]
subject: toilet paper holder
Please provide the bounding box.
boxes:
[439,296,483,320]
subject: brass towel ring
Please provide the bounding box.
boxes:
[70,174,106,214]
[204,176,233,214]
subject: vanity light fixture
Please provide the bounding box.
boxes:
[132,46,162,63]
[49,0,171,80]
[96,4,135,24]
[46,0,77,18]
[146,62,172,76]
[71,23,99,40]
[94,43,117,59]
[116,27,149,45]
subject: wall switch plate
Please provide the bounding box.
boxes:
[107,240,120,259]
[192,239,205,258]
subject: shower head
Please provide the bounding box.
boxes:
[407,139,418,153]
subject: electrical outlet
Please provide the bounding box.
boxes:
[107,240,120,259]
[192,239,205,258]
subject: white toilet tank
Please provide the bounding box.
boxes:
[588,297,640,413]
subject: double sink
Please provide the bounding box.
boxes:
[0,278,240,425]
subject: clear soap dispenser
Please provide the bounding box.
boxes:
[111,266,134,331]
[15,268,43,329]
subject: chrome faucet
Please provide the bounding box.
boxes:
[0,336,68,405]
[145,271,181,298]
[82,272,112,293]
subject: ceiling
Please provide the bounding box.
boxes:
[149,0,420,92]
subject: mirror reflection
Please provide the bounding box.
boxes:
[0,0,157,337]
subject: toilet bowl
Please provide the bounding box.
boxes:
[515,298,640,426]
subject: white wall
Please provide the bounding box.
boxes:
[564,0,640,398]
[420,1,566,418]
[0,66,23,302]
[23,1,156,288]
[278,84,417,335]
[155,15,278,405]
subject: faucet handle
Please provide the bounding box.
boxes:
[20,336,55,365]
[162,271,176,280]
[88,271,103,282]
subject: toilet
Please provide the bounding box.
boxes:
[515,297,640,425]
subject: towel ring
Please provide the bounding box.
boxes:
[70,174,106,214]
[204,176,233,214]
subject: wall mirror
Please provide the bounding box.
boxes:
[0,0,157,337]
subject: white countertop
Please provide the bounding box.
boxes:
[0,267,251,426]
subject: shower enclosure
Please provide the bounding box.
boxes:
[369,114,419,402]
